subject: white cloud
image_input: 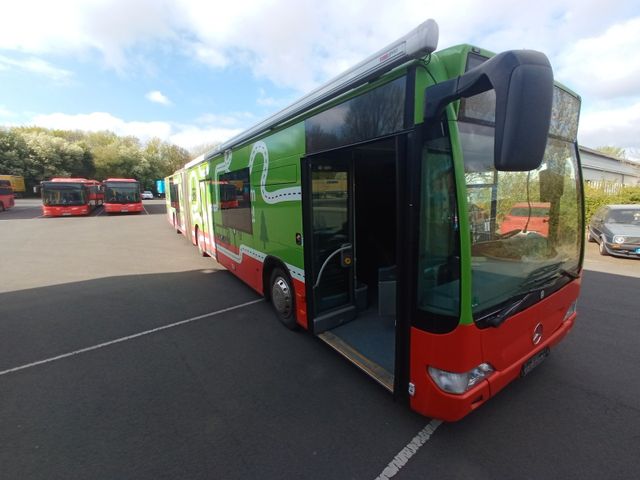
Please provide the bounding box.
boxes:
[256,88,291,108]
[146,90,172,106]
[27,111,240,151]
[2,0,639,154]
[169,125,242,150]
[556,17,640,100]
[0,0,178,71]
[195,112,255,127]
[0,0,636,92]
[0,105,15,118]
[32,112,173,142]
[579,101,640,152]
[0,55,73,82]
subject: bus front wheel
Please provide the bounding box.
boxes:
[270,268,297,330]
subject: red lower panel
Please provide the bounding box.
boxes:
[42,205,90,217]
[409,289,578,422]
[293,278,308,329]
[104,202,143,213]
[216,243,308,331]
[217,250,264,294]
[409,324,485,421]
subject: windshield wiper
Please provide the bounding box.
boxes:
[481,267,579,328]
[521,262,579,290]
[482,279,556,328]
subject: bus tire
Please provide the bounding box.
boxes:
[269,267,297,330]
[0,202,4,212]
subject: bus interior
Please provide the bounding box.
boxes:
[307,137,399,391]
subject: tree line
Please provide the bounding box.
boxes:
[0,127,193,194]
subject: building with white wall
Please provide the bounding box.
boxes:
[579,146,640,186]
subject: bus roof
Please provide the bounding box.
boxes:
[104,178,139,183]
[48,177,89,183]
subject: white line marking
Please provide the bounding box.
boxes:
[143,206,149,215]
[374,419,442,480]
[0,298,263,377]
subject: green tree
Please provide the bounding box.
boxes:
[189,141,219,159]
[22,131,87,183]
[1,126,189,191]
[0,128,30,177]
[595,146,626,159]
[140,138,190,190]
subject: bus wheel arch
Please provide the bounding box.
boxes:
[263,257,297,330]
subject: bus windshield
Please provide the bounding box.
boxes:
[105,183,141,203]
[460,86,582,319]
[43,184,87,206]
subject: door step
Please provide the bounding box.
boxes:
[317,331,394,392]
[313,305,357,333]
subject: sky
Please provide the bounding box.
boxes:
[0,0,639,159]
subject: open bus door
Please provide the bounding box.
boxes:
[302,137,400,393]
[304,155,356,332]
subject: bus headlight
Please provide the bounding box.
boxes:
[613,235,626,244]
[428,363,494,394]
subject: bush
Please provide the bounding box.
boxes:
[584,183,640,222]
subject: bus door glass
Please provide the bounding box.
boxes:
[306,157,355,320]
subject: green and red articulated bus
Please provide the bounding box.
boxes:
[41,178,101,217]
[165,19,584,421]
[103,178,143,214]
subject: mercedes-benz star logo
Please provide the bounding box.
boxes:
[532,323,544,345]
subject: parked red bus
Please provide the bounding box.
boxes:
[86,179,104,206]
[41,178,96,217]
[103,178,143,214]
[0,179,15,212]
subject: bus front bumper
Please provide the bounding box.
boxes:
[104,203,143,213]
[410,314,575,422]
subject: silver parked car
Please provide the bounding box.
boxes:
[588,204,640,258]
[141,191,154,200]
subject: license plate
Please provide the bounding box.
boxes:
[521,347,550,377]
[122,209,128,212]
[62,212,71,216]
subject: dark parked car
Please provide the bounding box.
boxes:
[588,204,640,258]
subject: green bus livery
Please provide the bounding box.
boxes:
[165,19,583,421]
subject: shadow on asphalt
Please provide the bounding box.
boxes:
[0,268,259,369]
[0,267,426,480]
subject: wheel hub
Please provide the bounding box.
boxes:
[272,277,292,317]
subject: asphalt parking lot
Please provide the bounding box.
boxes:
[1,199,639,479]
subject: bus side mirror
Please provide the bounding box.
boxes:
[424,50,554,172]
